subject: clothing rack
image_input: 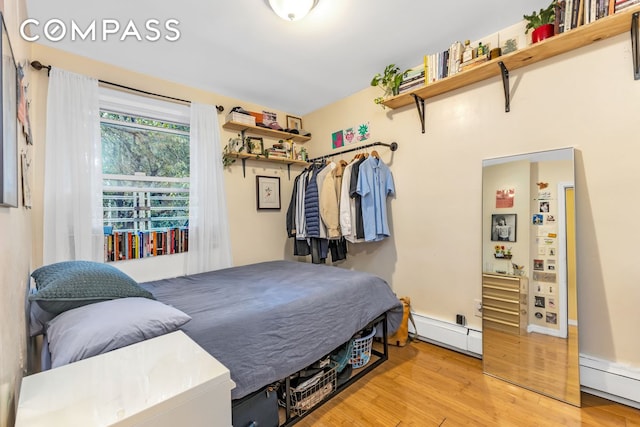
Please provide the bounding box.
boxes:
[30,60,225,112]
[308,141,398,163]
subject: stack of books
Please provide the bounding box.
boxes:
[265,143,290,159]
[398,68,425,94]
[423,40,464,85]
[104,227,189,262]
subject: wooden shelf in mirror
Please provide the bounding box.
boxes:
[382,6,640,110]
[222,121,311,143]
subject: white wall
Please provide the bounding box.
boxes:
[305,34,640,373]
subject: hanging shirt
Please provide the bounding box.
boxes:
[320,162,341,238]
[356,156,395,242]
[315,162,334,239]
[349,157,367,239]
[339,162,354,239]
[304,163,326,238]
[295,170,310,239]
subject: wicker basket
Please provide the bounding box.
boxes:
[349,327,376,368]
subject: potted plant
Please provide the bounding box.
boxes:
[524,1,556,44]
[370,64,409,106]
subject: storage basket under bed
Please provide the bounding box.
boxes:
[289,364,337,416]
[349,326,376,368]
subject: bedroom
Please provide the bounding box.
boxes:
[2,0,640,425]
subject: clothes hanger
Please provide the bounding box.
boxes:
[371,150,380,159]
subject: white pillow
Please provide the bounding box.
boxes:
[46,297,191,368]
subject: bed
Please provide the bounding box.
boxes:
[28,259,403,424]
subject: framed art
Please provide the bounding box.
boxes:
[286,115,302,131]
[246,136,263,155]
[256,175,280,210]
[491,213,516,242]
[0,12,18,208]
[498,20,527,55]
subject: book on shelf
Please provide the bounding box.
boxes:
[103,227,189,262]
[555,0,567,34]
[400,71,425,85]
[460,55,488,71]
[574,0,584,29]
[615,0,640,12]
[565,0,574,31]
[398,78,425,93]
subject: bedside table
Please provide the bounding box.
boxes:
[16,331,235,426]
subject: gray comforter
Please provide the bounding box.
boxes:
[140,260,402,399]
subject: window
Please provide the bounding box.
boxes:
[100,89,190,261]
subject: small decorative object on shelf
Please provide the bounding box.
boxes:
[512,263,525,276]
[494,245,512,259]
[524,0,557,44]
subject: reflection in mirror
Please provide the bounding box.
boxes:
[481,148,580,407]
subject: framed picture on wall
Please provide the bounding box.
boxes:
[256,175,280,210]
[0,12,18,208]
[286,115,302,131]
[491,213,516,242]
[246,136,263,155]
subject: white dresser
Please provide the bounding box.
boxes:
[16,331,235,427]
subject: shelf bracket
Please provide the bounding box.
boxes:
[632,12,640,80]
[241,158,246,178]
[411,94,426,133]
[287,163,291,180]
[498,61,510,112]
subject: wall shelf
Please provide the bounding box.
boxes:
[224,151,309,179]
[222,121,311,143]
[382,7,640,122]
[222,120,311,178]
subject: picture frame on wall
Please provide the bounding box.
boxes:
[256,175,280,210]
[498,20,527,55]
[286,115,302,131]
[0,12,18,208]
[491,213,517,242]
[246,136,263,155]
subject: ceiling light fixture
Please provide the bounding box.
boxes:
[267,0,319,21]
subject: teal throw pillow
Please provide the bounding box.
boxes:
[29,260,155,315]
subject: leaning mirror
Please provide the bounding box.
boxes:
[481,148,580,406]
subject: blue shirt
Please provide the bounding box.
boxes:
[356,156,395,242]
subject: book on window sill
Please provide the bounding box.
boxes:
[103,227,188,262]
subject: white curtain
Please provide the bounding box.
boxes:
[186,103,233,274]
[43,68,103,264]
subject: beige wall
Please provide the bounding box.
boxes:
[0,0,32,425]
[3,10,639,425]
[305,34,640,368]
[482,160,530,275]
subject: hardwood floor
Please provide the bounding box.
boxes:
[483,325,581,406]
[295,340,640,426]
